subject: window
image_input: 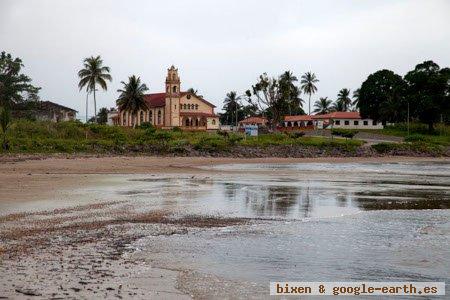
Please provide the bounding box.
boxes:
[195,104,199,110]
[173,86,177,93]
[372,120,377,126]
[174,104,176,110]
[335,120,340,125]
[188,104,191,110]
[344,120,349,125]
[149,111,153,124]
[140,111,144,123]
[187,94,191,99]
[363,120,368,126]
[122,115,126,125]
[212,119,216,125]
[354,121,359,125]
[157,110,161,124]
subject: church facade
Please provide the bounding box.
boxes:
[117,66,219,130]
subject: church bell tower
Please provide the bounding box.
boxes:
[164,65,181,127]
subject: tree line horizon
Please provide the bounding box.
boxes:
[1,50,449,131]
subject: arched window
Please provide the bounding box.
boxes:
[195,118,199,126]
[183,104,187,110]
[212,119,216,125]
[195,104,199,110]
[140,111,144,123]
[157,110,161,124]
[187,104,191,110]
[149,111,153,124]
[173,86,177,93]
[185,118,190,126]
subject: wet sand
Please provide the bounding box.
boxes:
[1,156,449,299]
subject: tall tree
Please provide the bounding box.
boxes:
[313,97,332,114]
[404,61,450,131]
[300,72,319,115]
[223,91,241,126]
[246,73,283,128]
[116,75,149,128]
[78,56,112,123]
[279,71,304,115]
[0,51,40,109]
[352,88,360,108]
[358,69,406,123]
[337,88,351,111]
[89,107,109,124]
[331,100,345,112]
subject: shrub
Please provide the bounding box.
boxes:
[331,128,358,139]
[168,139,189,153]
[193,136,228,152]
[287,131,305,139]
[371,142,399,153]
[171,126,182,132]
[404,134,429,143]
[228,133,244,145]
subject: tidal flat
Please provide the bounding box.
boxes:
[0,157,449,299]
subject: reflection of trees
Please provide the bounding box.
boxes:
[301,187,312,218]
[245,186,300,216]
[335,194,348,207]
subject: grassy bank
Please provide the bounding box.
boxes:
[1,120,448,157]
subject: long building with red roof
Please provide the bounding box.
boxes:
[118,66,219,130]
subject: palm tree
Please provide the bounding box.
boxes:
[187,87,202,97]
[352,88,360,109]
[78,56,112,123]
[337,88,351,111]
[0,106,11,150]
[331,100,345,112]
[223,91,241,127]
[313,97,332,114]
[300,72,319,115]
[116,75,149,128]
[279,71,299,115]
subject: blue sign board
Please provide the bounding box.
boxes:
[244,125,258,136]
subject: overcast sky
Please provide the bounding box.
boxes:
[1,0,449,117]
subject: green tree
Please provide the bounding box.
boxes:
[331,100,345,112]
[313,97,332,114]
[89,107,108,124]
[358,69,406,123]
[116,75,149,128]
[404,61,450,131]
[78,56,112,123]
[0,51,40,108]
[337,88,351,111]
[223,91,241,126]
[186,87,202,98]
[300,72,319,115]
[352,88,360,108]
[279,71,304,115]
[0,106,11,150]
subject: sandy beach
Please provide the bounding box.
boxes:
[1,155,449,299]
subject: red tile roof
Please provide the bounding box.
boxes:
[312,112,361,119]
[284,115,313,122]
[239,116,268,124]
[144,92,216,108]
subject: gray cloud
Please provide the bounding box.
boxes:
[1,0,449,117]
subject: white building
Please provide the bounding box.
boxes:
[312,112,383,130]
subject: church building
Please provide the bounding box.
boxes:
[117,66,219,130]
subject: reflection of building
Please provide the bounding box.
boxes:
[36,101,77,122]
[118,66,219,130]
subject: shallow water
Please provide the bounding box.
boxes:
[125,161,450,297]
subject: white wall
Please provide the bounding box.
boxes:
[331,119,383,129]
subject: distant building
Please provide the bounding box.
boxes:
[238,116,268,129]
[311,112,383,129]
[107,108,119,126]
[35,101,77,122]
[117,66,219,130]
[281,115,314,130]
